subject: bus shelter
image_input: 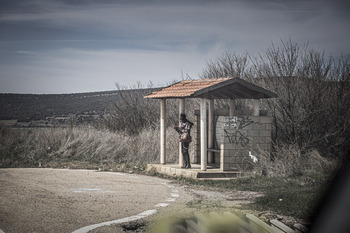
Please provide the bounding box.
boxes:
[144,77,277,172]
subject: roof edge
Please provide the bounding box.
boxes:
[193,77,277,99]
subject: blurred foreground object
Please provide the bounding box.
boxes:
[309,162,350,233]
[152,211,309,233]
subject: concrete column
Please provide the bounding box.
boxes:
[178,98,185,167]
[160,99,166,164]
[200,98,207,171]
[229,99,235,116]
[253,99,260,116]
[208,99,214,164]
[194,114,200,164]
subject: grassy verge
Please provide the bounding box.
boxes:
[159,172,331,221]
[241,174,328,220]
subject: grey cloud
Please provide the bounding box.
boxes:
[0,0,349,93]
[1,0,349,55]
[1,1,347,41]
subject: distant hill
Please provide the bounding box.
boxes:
[0,88,159,126]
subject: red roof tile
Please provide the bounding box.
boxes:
[144,77,277,99]
[144,78,232,99]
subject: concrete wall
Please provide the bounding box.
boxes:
[219,115,272,171]
[193,109,272,171]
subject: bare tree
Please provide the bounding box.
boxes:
[104,82,160,135]
[200,51,251,110]
[104,82,180,135]
[201,51,250,79]
[200,39,350,159]
[251,40,350,159]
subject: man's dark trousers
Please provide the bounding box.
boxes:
[181,142,191,168]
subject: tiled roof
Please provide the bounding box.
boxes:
[144,78,231,99]
[144,77,277,99]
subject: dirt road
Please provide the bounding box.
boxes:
[0,168,271,233]
[0,168,190,233]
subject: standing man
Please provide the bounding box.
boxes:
[174,114,193,169]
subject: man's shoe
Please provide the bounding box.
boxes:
[181,166,186,169]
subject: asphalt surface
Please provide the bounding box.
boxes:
[0,168,185,233]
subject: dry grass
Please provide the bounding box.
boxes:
[252,143,338,177]
[0,125,179,170]
[0,123,338,176]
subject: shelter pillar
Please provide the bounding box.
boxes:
[229,99,235,116]
[200,98,207,171]
[208,99,214,163]
[253,99,260,116]
[178,98,185,167]
[160,99,166,164]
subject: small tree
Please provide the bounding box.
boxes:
[104,82,180,135]
[201,51,250,79]
[104,82,160,135]
[200,51,251,110]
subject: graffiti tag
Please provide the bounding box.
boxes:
[225,116,262,129]
[224,129,249,147]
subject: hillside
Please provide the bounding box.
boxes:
[0,88,158,126]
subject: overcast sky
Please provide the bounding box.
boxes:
[0,0,349,94]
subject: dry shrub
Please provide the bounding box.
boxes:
[55,126,159,165]
[1,125,181,169]
[0,123,19,146]
[57,126,125,163]
[26,128,68,161]
[256,143,337,177]
[165,127,181,163]
[57,125,180,166]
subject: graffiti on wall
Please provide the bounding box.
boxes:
[224,129,249,147]
[224,116,262,129]
[223,116,262,147]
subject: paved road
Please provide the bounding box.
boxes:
[0,168,184,233]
